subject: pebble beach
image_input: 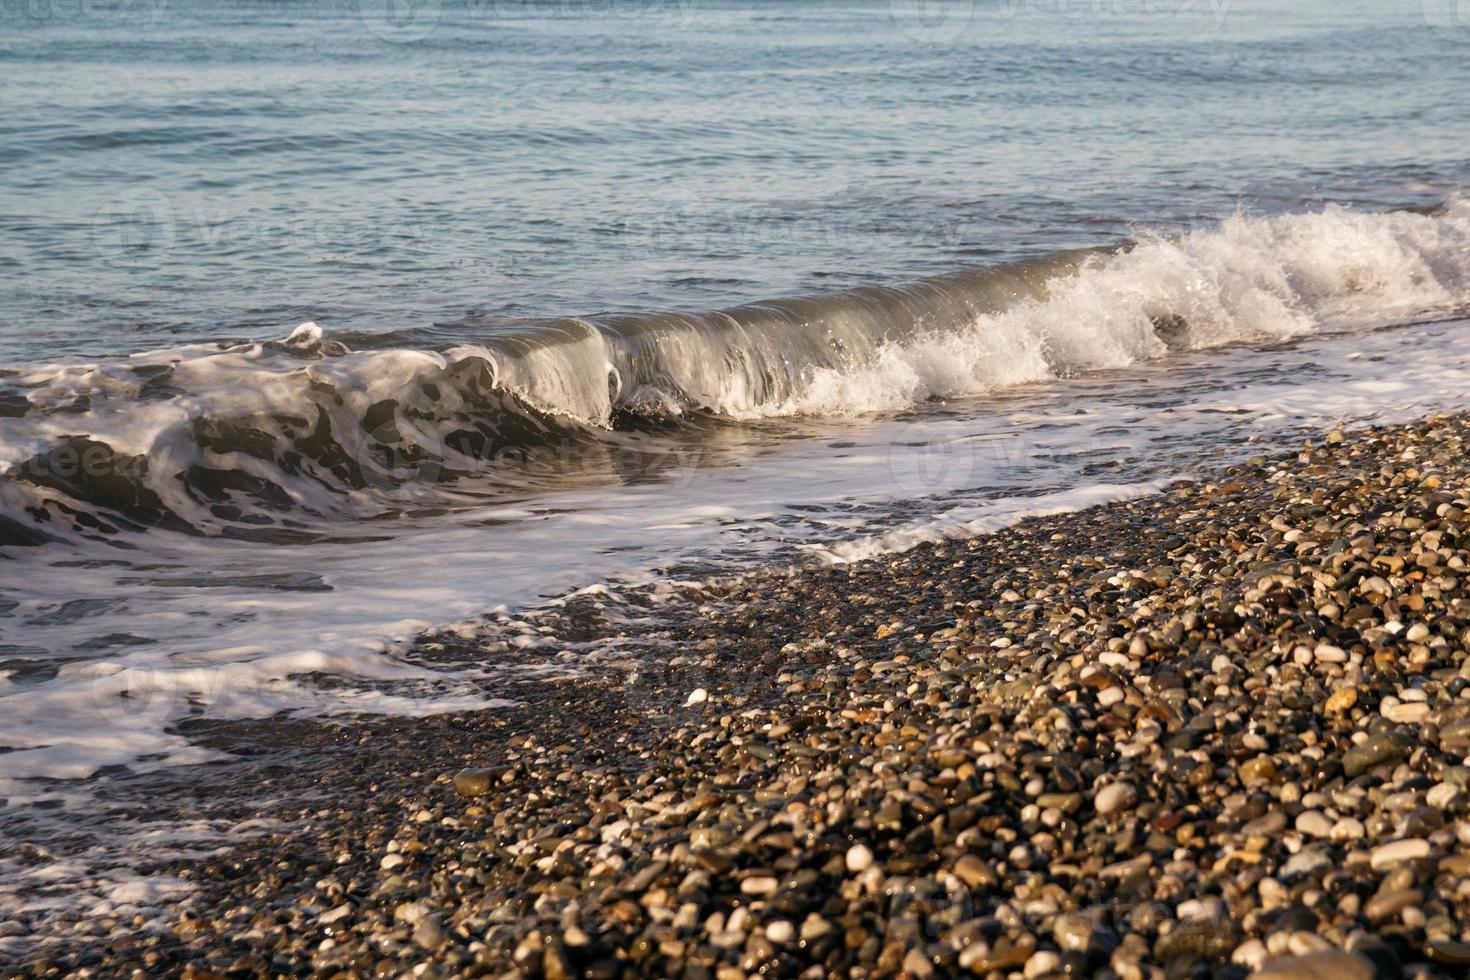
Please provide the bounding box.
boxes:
[25,412,1470,979]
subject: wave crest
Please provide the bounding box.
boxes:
[2,199,1468,544]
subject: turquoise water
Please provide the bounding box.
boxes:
[2,0,1466,361]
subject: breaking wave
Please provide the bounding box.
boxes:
[2,199,1468,546]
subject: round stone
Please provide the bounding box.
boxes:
[1295,810,1332,838]
[1095,781,1137,815]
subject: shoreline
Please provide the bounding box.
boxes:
[19,413,1470,977]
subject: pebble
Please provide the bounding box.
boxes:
[1428,782,1462,809]
[1364,888,1422,922]
[1428,938,1470,965]
[1343,733,1410,777]
[1383,701,1430,724]
[845,843,874,873]
[1369,838,1431,870]
[452,767,496,797]
[1283,848,1332,877]
[1255,949,1376,979]
[1240,755,1278,784]
[1052,913,1096,951]
[764,920,794,945]
[739,875,778,896]
[318,904,351,926]
[1232,938,1268,969]
[1295,810,1333,838]
[960,940,1034,974]
[1024,950,1061,977]
[1095,781,1137,815]
[412,916,446,949]
[1314,643,1347,663]
[1154,919,1237,960]
[952,853,994,888]
[902,948,934,978]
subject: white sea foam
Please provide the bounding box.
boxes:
[769,201,1470,417]
[0,647,504,783]
[806,481,1170,564]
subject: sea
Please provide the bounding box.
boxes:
[2,0,1470,946]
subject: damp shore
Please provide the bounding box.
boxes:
[22,413,1470,979]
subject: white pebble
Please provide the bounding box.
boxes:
[1370,838,1430,870]
[1383,702,1430,724]
[319,904,351,925]
[740,875,778,896]
[394,901,428,924]
[1231,938,1268,969]
[846,843,874,873]
[1095,781,1137,815]
[1177,897,1225,922]
[765,920,795,944]
[1428,783,1462,809]
[684,687,708,706]
[1295,811,1333,838]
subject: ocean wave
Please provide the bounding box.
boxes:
[2,199,1468,546]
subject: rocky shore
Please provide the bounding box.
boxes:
[24,413,1470,978]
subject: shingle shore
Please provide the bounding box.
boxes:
[27,413,1470,979]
